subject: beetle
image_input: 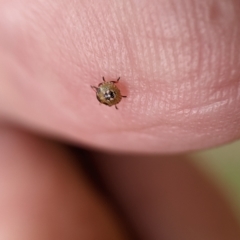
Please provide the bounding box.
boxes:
[91,77,127,109]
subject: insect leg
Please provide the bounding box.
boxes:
[111,77,120,83]
[91,86,98,92]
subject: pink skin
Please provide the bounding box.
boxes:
[1,0,240,239]
[0,0,240,153]
[1,127,240,240]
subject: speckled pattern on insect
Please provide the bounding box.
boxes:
[91,77,127,109]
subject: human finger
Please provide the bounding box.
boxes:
[0,0,240,153]
[0,125,130,240]
[92,154,240,240]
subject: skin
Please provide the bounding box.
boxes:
[0,0,240,239]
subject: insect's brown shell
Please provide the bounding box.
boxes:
[96,82,122,106]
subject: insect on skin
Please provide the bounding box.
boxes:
[91,77,127,109]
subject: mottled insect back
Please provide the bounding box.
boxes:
[91,77,127,109]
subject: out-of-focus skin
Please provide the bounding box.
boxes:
[0,0,240,153]
[0,125,130,240]
[1,0,240,239]
[1,125,240,240]
[93,157,240,240]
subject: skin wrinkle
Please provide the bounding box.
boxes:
[95,6,121,73]
[130,78,240,122]
[122,94,239,140]
[71,3,107,72]
[114,2,135,77]
[94,103,225,138]
[97,1,134,72]
[88,7,107,68]
[133,0,238,88]
[136,16,150,77]
[125,1,144,77]
[178,99,229,117]
[142,6,154,78]
[85,99,181,132]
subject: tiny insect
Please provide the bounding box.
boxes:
[91,77,127,109]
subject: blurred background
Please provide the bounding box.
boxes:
[193,140,240,223]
